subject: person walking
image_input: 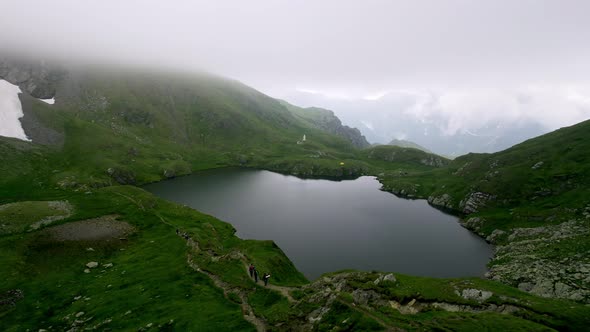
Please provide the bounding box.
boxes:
[253,268,259,283]
[249,264,255,278]
[263,273,270,286]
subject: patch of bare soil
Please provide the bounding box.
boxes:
[44,215,135,241]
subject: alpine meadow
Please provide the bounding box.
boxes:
[2,1,590,331]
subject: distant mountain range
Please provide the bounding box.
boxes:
[279,89,559,157]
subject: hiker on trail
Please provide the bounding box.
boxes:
[263,273,270,286]
[254,268,259,283]
[249,264,255,278]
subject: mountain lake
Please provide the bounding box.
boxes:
[144,167,493,280]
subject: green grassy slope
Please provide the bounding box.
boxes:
[380,119,590,227]
[387,138,433,153]
[380,120,590,303]
[1,62,590,330]
[5,67,374,190]
[361,145,450,176]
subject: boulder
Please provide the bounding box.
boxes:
[86,262,99,268]
[373,273,397,285]
[460,192,496,214]
[428,194,453,209]
[531,161,544,170]
[460,288,493,302]
[352,289,380,305]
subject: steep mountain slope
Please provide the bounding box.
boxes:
[0,60,375,191]
[381,119,590,302]
[279,100,370,149]
[1,58,589,330]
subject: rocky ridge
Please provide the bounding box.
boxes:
[486,219,590,302]
[0,58,63,99]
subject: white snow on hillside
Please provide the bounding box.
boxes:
[40,97,55,105]
[0,80,31,141]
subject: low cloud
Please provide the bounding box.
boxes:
[403,86,590,136]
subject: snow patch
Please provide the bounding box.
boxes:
[40,97,55,105]
[0,80,30,141]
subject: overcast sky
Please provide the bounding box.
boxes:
[2,0,590,144]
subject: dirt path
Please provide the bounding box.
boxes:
[242,263,297,303]
[174,229,268,332]
[186,252,267,332]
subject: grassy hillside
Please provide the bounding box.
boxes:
[361,145,450,177]
[3,67,374,189]
[380,119,590,302]
[2,185,588,331]
[1,61,590,330]
[387,138,432,153]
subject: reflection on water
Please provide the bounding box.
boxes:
[144,168,493,280]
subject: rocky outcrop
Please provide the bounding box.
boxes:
[487,219,590,303]
[0,289,24,307]
[0,58,64,99]
[420,156,447,167]
[373,273,397,285]
[460,217,485,235]
[305,109,369,148]
[428,193,454,210]
[107,167,136,185]
[531,161,544,170]
[284,103,370,148]
[458,288,493,302]
[460,192,496,214]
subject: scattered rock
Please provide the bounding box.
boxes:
[106,167,136,185]
[486,229,506,243]
[420,156,447,167]
[460,192,496,214]
[373,273,397,285]
[459,192,496,214]
[531,161,544,170]
[389,299,420,314]
[86,262,99,268]
[461,217,485,233]
[488,220,590,303]
[518,283,534,292]
[83,269,91,273]
[27,200,74,231]
[428,194,454,209]
[75,312,84,318]
[308,306,330,323]
[0,289,24,307]
[460,289,493,302]
[352,289,380,305]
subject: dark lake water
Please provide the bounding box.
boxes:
[144,168,493,280]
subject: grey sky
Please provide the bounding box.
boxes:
[2,0,590,149]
